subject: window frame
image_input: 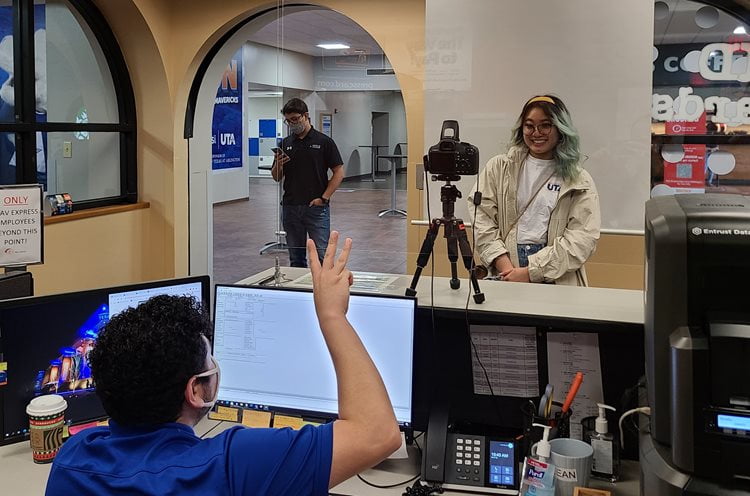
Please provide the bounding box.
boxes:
[0,0,136,209]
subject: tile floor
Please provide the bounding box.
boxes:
[213,172,408,284]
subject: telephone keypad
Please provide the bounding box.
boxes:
[445,433,485,487]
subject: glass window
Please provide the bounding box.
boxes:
[0,1,13,124]
[0,0,135,209]
[651,1,750,197]
[43,0,119,123]
[46,131,120,201]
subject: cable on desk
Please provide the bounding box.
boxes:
[357,472,421,489]
[199,420,225,439]
[403,479,444,495]
[355,432,425,489]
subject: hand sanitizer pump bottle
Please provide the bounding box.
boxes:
[586,403,620,482]
[520,423,556,496]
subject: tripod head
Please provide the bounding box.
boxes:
[432,173,462,183]
[432,174,463,220]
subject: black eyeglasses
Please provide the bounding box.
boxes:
[284,114,306,125]
[522,123,554,136]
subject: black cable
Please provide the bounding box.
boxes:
[199,419,224,439]
[403,479,444,496]
[357,472,421,489]
[355,432,425,489]
[464,169,504,424]
[424,166,438,433]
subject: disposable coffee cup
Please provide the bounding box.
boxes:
[549,438,593,496]
[26,394,67,463]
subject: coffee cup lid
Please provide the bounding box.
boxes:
[26,394,68,417]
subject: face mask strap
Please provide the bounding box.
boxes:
[193,356,220,408]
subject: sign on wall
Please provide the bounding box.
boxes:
[0,184,43,267]
[211,48,243,170]
[319,113,332,137]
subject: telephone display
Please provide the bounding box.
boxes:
[488,440,516,487]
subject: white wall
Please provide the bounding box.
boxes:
[424,0,654,232]
[304,91,407,178]
[313,53,400,91]
[244,42,315,90]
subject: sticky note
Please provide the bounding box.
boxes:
[242,410,272,428]
[273,414,304,430]
[209,406,239,422]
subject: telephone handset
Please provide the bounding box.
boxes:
[421,405,519,494]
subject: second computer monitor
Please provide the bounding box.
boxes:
[213,285,415,426]
[0,276,210,445]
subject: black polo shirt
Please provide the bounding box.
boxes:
[280,127,343,205]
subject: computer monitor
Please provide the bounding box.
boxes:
[0,276,210,445]
[212,285,415,426]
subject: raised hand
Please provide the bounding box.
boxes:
[307,231,354,322]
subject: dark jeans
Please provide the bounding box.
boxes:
[282,204,330,268]
[517,243,546,268]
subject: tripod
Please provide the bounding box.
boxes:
[405,175,485,303]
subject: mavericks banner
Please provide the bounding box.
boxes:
[212,50,243,170]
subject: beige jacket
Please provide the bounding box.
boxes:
[467,146,601,286]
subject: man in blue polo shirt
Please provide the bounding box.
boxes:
[46,232,401,495]
[272,97,344,268]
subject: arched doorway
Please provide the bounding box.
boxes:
[185,5,408,284]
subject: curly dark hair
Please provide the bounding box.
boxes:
[89,295,213,425]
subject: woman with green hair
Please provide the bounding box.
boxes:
[468,95,600,286]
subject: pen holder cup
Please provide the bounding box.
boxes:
[520,400,572,456]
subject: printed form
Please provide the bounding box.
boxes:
[546,332,604,440]
[470,325,539,398]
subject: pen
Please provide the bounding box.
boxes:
[561,372,584,414]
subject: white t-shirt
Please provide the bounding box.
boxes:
[516,155,562,244]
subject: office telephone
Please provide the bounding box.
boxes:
[421,408,519,494]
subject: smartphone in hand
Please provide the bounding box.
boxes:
[272,147,289,165]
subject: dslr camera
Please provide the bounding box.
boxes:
[424,120,479,176]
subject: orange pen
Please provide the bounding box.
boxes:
[561,372,584,414]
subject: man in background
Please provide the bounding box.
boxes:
[272,97,344,267]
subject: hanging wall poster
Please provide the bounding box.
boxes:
[211,48,243,170]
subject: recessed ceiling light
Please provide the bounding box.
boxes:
[734,26,747,34]
[317,43,350,50]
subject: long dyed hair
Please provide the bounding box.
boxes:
[509,94,583,181]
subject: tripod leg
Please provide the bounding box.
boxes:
[406,220,441,297]
[456,223,485,304]
[446,231,460,290]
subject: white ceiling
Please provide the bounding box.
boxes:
[654,0,749,45]
[249,9,384,57]
[248,3,749,54]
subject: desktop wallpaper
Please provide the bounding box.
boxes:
[1,295,110,441]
